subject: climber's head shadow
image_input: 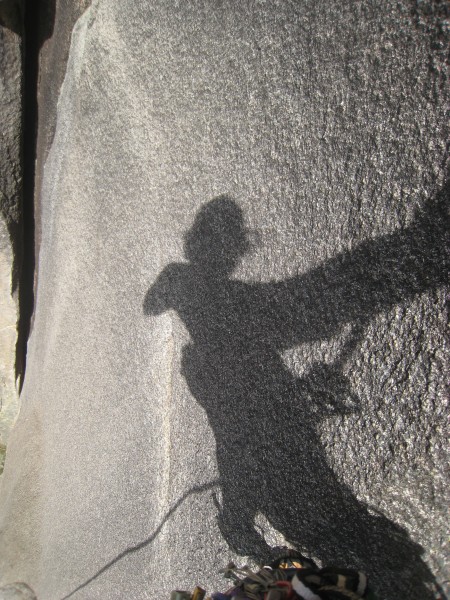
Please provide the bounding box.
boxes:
[184,196,250,277]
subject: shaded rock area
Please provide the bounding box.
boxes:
[0,1,448,599]
[0,0,23,464]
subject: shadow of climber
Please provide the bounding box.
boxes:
[144,185,449,600]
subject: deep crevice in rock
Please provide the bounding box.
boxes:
[16,0,55,390]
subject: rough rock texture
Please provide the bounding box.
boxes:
[0,583,36,600]
[0,1,448,599]
[33,0,91,253]
[0,2,23,464]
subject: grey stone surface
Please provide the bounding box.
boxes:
[0,10,22,455]
[0,583,36,600]
[34,0,91,254]
[0,1,448,599]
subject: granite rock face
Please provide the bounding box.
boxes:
[0,583,36,600]
[0,1,448,599]
[0,1,23,465]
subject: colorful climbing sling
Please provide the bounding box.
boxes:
[170,551,377,600]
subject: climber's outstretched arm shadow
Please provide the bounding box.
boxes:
[255,186,449,349]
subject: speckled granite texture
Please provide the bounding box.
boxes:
[0,4,23,455]
[0,1,448,599]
